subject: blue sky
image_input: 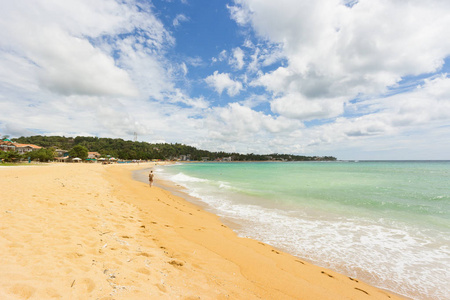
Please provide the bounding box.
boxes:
[1,0,450,160]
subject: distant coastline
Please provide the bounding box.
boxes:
[4,135,336,163]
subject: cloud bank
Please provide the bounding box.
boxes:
[0,0,449,159]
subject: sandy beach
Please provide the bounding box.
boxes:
[0,163,403,299]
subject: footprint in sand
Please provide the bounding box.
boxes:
[65,252,84,259]
[9,284,36,299]
[137,252,153,257]
[168,260,184,267]
[136,267,151,275]
[156,283,166,293]
[355,287,369,295]
[45,287,61,298]
[321,271,334,278]
[74,278,96,293]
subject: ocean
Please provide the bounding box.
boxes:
[154,161,449,300]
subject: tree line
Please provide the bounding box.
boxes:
[0,147,56,162]
[8,135,336,162]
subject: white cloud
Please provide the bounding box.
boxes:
[36,27,138,97]
[185,56,203,67]
[173,14,189,27]
[227,3,250,26]
[271,93,346,120]
[283,74,450,157]
[219,50,228,61]
[229,47,245,70]
[212,50,228,64]
[166,89,209,109]
[247,48,260,73]
[107,34,174,101]
[230,0,450,121]
[180,62,188,76]
[239,94,269,108]
[205,71,243,96]
[359,75,450,129]
[203,102,303,146]
[243,39,254,49]
[193,74,450,158]
[0,0,202,141]
[0,0,175,99]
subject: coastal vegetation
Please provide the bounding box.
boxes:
[27,148,56,162]
[0,148,56,162]
[68,145,89,160]
[0,150,22,162]
[11,135,336,161]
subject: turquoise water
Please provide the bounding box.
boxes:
[157,161,450,299]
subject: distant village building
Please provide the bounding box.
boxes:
[0,140,16,152]
[88,152,101,159]
[179,154,191,161]
[12,143,42,154]
[1,139,42,157]
[222,157,232,162]
[55,149,69,157]
[54,149,69,162]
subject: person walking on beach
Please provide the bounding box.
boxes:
[149,170,154,187]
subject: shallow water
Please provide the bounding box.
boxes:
[156,161,450,300]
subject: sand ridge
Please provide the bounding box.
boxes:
[0,163,403,299]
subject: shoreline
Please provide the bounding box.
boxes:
[0,163,404,299]
[133,166,247,232]
[137,164,411,300]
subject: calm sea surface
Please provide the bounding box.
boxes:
[156,161,449,300]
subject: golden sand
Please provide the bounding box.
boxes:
[0,163,403,299]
